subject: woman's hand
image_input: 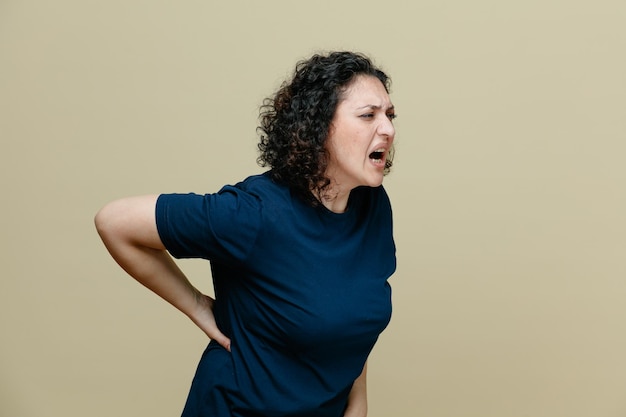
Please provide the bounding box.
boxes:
[344,362,368,417]
[95,195,230,351]
[190,293,231,351]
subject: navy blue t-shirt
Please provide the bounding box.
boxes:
[155,172,395,417]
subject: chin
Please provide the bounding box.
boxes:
[365,177,384,188]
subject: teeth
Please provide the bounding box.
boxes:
[369,148,386,160]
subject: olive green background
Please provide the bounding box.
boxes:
[2,1,625,416]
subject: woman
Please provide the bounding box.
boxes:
[95,51,397,417]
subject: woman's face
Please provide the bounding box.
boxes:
[325,75,396,191]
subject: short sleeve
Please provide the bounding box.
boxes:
[155,185,262,264]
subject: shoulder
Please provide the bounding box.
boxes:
[225,172,296,213]
[228,172,287,198]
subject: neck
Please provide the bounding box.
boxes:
[318,183,351,213]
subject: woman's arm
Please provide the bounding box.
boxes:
[344,362,368,417]
[94,195,230,350]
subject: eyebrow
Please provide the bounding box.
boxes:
[356,104,395,111]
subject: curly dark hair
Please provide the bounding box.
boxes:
[257,51,393,205]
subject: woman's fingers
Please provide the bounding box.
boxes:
[196,295,231,352]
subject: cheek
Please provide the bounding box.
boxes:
[342,137,363,158]
[352,131,370,153]
[329,124,368,158]
[341,125,364,146]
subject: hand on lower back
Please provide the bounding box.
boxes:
[191,293,231,352]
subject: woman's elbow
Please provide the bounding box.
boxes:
[94,201,122,243]
[94,195,162,249]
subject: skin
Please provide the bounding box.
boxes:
[322,75,396,213]
[95,198,368,416]
[94,195,232,350]
[95,74,396,417]
[344,362,368,417]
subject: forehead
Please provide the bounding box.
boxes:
[339,75,391,107]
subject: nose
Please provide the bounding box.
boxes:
[378,115,396,140]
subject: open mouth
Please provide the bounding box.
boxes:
[369,149,385,162]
